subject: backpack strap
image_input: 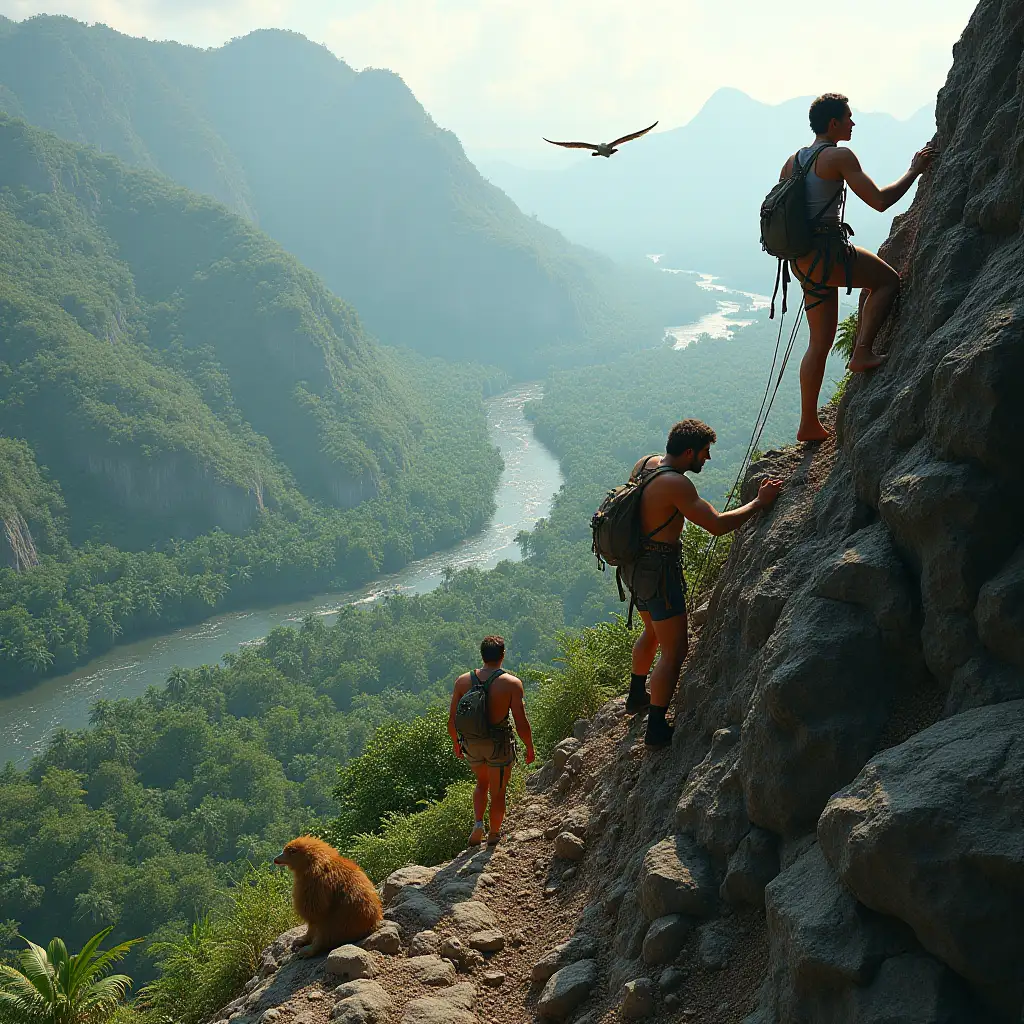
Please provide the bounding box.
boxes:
[471,668,504,690]
[644,509,680,541]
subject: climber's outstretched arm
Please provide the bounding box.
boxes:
[678,477,783,537]
[836,145,936,212]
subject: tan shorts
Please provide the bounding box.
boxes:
[461,723,516,768]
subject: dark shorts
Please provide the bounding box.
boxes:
[791,225,856,311]
[627,542,687,621]
[461,722,516,768]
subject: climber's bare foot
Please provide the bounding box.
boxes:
[847,350,887,373]
[796,421,830,443]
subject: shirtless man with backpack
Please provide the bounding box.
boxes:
[620,420,782,747]
[449,635,535,845]
[771,92,935,442]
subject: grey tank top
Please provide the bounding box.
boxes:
[798,145,843,226]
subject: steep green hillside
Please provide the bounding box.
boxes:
[0,16,710,372]
[0,115,501,687]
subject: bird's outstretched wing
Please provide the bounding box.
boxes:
[610,121,659,147]
[543,138,600,151]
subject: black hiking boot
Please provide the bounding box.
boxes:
[644,706,675,748]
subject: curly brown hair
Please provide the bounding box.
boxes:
[809,93,850,134]
[666,419,717,457]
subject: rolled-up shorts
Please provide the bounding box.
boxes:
[461,722,516,768]
[629,543,687,621]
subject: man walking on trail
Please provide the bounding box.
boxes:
[782,92,935,442]
[449,635,535,845]
[625,419,782,748]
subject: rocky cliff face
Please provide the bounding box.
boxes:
[672,0,1024,1016]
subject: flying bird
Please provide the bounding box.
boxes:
[543,121,659,158]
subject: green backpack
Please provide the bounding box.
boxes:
[455,669,504,744]
[590,464,679,570]
[760,142,837,316]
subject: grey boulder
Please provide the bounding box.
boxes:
[537,959,599,1019]
[818,700,1024,1017]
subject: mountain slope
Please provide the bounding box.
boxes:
[0,16,705,372]
[0,113,412,545]
[0,114,502,685]
[480,88,937,292]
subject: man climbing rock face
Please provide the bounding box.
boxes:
[625,420,782,747]
[781,92,935,442]
[448,635,535,845]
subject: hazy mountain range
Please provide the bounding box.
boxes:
[0,15,709,372]
[479,88,936,292]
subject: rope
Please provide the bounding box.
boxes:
[686,308,804,610]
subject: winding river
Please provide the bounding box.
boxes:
[0,385,563,767]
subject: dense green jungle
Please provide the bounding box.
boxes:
[0,14,839,1022]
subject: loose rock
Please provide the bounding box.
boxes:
[554,832,586,861]
[361,920,402,954]
[552,737,582,772]
[620,977,655,1019]
[532,933,600,983]
[401,982,477,1024]
[409,930,440,956]
[325,945,375,981]
[467,928,504,952]
[642,915,691,965]
[385,890,443,932]
[658,967,686,992]
[383,865,438,904]
[331,979,391,1024]
[451,901,497,934]
[537,959,599,1019]
[481,970,506,987]
[406,954,457,986]
[638,836,716,920]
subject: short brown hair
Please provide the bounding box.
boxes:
[480,635,505,662]
[666,419,716,456]
[809,93,849,134]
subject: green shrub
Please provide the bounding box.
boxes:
[332,705,471,848]
[829,371,852,406]
[138,868,295,1024]
[528,617,638,758]
[344,780,477,882]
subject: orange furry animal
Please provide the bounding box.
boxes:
[273,836,382,957]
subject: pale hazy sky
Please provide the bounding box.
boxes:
[1,0,978,161]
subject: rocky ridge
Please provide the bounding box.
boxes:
[208,1,1023,1021]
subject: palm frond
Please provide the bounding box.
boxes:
[0,988,42,1024]
[78,972,135,1010]
[80,940,141,984]
[14,939,57,1002]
